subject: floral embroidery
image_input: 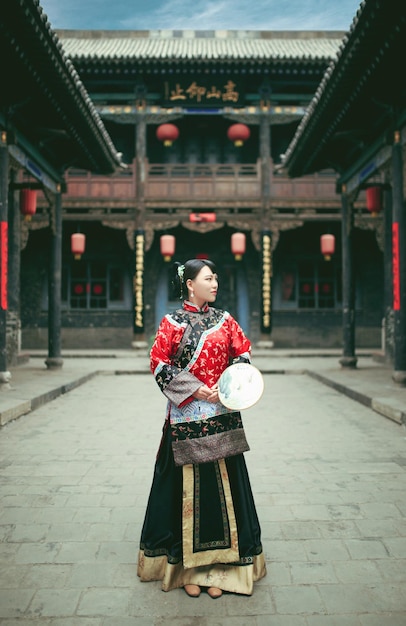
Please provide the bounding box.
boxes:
[151,301,251,398]
[171,411,243,442]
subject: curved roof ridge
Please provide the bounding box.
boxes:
[58,31,344,62]
[280,1,368,169]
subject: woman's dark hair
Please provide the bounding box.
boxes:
[172,259,216,300]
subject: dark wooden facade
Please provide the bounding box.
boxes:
[0,0,123,377]
[18,27,384,351]
[281,0,406,381]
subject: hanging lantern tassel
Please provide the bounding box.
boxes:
[160,234,176,262]
[20,189,37,221]
[231,232,246,261]
[71,233,86,260]
[366,186,383,217]
[320,234,335,261]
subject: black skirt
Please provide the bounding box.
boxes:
[137,419,266,593]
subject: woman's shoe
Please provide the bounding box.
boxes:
[207,587,223,599]
[184,584,201,597]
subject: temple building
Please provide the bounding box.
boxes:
[19,27,384,352]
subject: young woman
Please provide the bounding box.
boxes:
[137,258,266,598]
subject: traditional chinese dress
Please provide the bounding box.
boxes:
[137,300,266,595]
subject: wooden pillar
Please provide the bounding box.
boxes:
[135,111,146,220]
[383,185,393,361]
[45,191,63,370]
[8,170,21,364]
[259,112,271,214]
[260,230,272,336]
[132,112,147,346]
[132,229,145,342]
[391,130,406,384]
[259,113,273,345]
[339,190,357,368]
[0,133,11,387]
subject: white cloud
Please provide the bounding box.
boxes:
[40,0,361,31]
[123,0,359,31]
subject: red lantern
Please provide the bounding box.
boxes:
[231,232,246,261]
[156,123,179,147]
[366,186,382,216]
[20,189,37,221]
[227,123,250,147]
[71,233,86,260]
[160,234,175,262]
[320,234,335,261]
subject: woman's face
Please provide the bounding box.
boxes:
[188,266,218,306]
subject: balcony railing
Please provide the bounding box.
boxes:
[66,166,136,199]
[60,159,339,206]
[146,163,260,201]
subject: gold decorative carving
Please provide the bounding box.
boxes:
[355,216,384,252]
[124,228,135,250]
[240,220,304,252]
[143,220,180,251]
[20,218,49,250]
[151,220,180,231]
[270,220,304,251]
[134,232,145,330]
[42,190,57,235]
[144,224,155,251]
[261,233,272,331]
[27,219,49,230]
[228,220,252,231]
[182,221,224,233]
[101,220,128,230]
[251,228,261,251]
[20,222,29,251]
[101,220,136,250]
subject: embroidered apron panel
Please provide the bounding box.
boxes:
[171,410,250,466]
[182,460,240,569]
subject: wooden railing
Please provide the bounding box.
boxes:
[63,160,338,204]
[146,163,260,200]
[66,166,136,199]
[271,173,337,200]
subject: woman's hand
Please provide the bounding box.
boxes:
[193,384,219,403]
[206,385,219,403]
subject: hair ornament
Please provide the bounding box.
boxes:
[177,264,185,281]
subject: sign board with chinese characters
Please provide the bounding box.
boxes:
[164,80,242,107]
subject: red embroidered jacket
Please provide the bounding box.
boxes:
[150,301,251,408]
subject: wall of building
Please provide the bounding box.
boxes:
[20,220,383,351]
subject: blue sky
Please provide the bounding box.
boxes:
[40,0,363,31]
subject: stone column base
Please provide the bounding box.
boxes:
[131,340,149,351]
[45,357,64,370]
[392,370,406,386]
[339,356,358,369]
[0,370,11,391]
[256,340,274,349]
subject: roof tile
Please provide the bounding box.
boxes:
[58,31,343,61]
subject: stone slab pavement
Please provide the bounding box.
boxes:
[0,348,405,625]
[1,348,405,428]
